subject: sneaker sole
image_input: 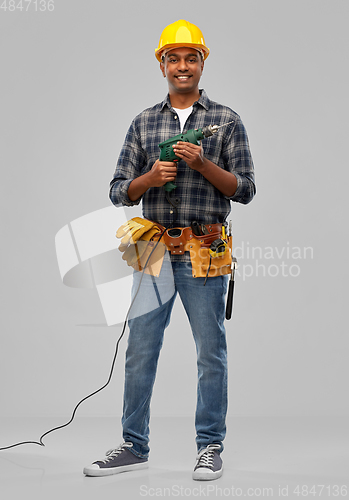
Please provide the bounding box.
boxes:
[192,465,223,481]
[83,461,149,477]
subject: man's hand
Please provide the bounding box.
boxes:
[147,159,177,187]
[172,141,205,171]
[127,160,177,201]
[172,141,238,197]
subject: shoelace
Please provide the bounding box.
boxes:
[100,442,133,464]
[196,444,220,468]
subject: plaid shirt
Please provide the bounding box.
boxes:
[110,89,255,232]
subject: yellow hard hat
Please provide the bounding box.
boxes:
[155,19,210,62]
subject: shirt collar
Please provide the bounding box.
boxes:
[160,89,210,111]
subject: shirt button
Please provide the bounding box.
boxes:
[174,116,177,120]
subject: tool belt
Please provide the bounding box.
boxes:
[158,223,232,278]
[116,218,232,279]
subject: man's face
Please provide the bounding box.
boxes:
[160,47,204,95]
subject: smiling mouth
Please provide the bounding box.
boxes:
[175,75,192,81]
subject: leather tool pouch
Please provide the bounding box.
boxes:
[186,233,233,278]
[162,224,233,279]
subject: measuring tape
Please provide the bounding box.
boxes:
[209,238,228,258]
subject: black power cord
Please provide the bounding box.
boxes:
[165,190,180,225]
[0,222,172,451]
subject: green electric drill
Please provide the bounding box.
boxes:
[158,121,234,192]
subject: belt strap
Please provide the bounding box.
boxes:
[158,223,222,255]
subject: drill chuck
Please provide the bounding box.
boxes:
[202,120,234,137]
[201,125,220,137]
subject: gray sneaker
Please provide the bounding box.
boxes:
[192,444,223,480]
[83,442,148,477]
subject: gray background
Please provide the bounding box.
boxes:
[0,0,348,426]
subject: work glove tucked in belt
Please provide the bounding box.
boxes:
[116,217,159,251]
[116,217,164,273]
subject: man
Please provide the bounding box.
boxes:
[83,19,255,481]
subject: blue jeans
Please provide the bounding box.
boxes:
[122,255,228,458]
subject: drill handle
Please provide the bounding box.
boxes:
[158,128,204,192]
[158,141,180,192]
